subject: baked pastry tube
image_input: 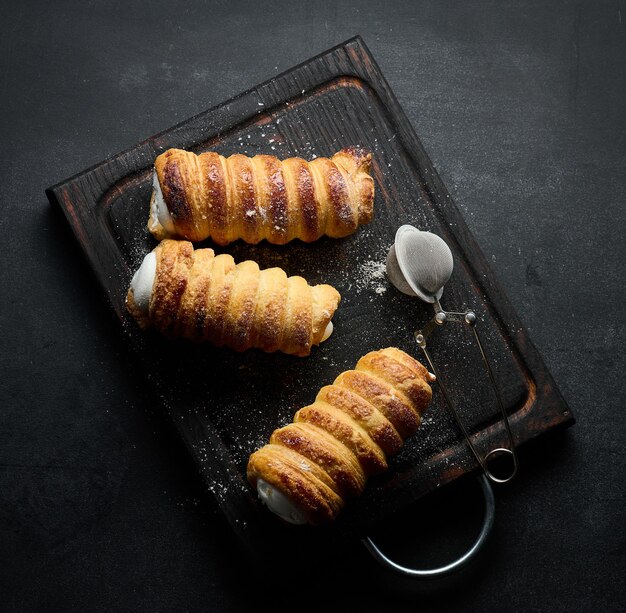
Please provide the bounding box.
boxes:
[125,239,340,357]
[147,147,374,244]
[247,348,435,524]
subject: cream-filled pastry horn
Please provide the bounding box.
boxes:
[147,147,375,245]
[247,348,435,524]
[126,239,339,357]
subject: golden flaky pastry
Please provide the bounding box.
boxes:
[126,239,340,357]
[247,348,435,524]
[148,147,374,244]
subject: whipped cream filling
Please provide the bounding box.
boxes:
[321,320,333,342]
[130,251,157,313]
[256,479,309,525]
[148,171,176,236]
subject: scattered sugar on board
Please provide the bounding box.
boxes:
[354,258,388,295]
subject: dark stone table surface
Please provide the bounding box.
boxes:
[1,1,624,611]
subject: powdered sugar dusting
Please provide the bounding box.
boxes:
[355,258,388,294]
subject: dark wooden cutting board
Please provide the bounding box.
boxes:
[46,36,573,562]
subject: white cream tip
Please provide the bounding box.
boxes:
[256,479,308,525]
[150,170,175,235]
[130,251,157,314]
[321,320,334,342]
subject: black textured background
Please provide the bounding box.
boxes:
[1,1,624,611]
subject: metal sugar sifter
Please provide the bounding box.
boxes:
[362,225,518,580]
[386,224,518,484]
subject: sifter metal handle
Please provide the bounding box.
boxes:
[363,474,495,579]
[417,304,518,484]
